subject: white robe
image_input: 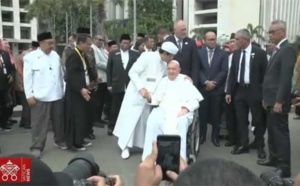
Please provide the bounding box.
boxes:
[142,75,203,161]
[113,51,167,150]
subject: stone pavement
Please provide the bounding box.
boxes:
[0,106,299,185]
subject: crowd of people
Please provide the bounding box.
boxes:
[0,17,299,183]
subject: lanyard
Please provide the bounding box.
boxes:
[74,47,87,70]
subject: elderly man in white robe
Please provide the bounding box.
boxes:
[142,61,203,161]
[113,42,179,159]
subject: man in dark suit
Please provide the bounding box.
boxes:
[226,29,268,159]
[0,39,14,131]
[198,31,228,147]
[258,20,297,178]
[164,20,199,85]
[107,34,140,135]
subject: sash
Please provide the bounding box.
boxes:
[74,48,90,85]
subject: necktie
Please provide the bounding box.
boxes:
[177,39,182,51]
[209,49,213,66]
[239,50,246,85]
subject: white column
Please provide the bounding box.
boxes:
[13,0,20,39]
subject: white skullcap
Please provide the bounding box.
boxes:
[161,41,179,55]
[169,60,180,67]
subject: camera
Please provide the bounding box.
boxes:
[260,170,294,186]
[62,152,114,186]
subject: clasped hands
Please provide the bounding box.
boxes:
[205,81,216,91]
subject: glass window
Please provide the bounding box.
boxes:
[20,27,31,39]
[20,12,30,23]
[19,0,30,8]
[1,11,14,22]
[1,0,13,7]
[2,26,14,38]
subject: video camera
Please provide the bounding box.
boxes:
[260,170,294,186]
[62,152,115,186]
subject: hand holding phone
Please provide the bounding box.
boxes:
[156,135,181,181]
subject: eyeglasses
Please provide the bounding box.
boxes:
[268,28,283,35]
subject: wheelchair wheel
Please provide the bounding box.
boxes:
[187,111,200,165]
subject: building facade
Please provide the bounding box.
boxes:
[178,0,300,42]
[0,0,38,56]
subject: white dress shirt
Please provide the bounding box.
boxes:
[23,48,64,102]
[238,43,252,84]
[121,49,129,69]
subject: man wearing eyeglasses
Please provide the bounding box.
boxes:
[258,20,297,178]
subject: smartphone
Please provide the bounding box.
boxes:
[156,135,181,181]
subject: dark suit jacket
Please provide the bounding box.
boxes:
[107,49,140,93]
[263,40,297,111]
[164,35,199,85]
[0,50,14,91]
[198,47,228,95]
[65,48,97,94]
[227,45,268,101]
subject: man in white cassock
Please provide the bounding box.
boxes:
[142,61,203,161]
[113,42,179,159]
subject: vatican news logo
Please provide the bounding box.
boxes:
[0,158,31,183]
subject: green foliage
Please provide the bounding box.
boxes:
[246,23,265,41]
[190,28,208,41]
[126,0,173,36]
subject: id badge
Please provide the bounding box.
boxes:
[146,78,156,82]
[3,67,7,74]
[85,71,90,85]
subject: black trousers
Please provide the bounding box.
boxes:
[108,92,125,130]
[104,92,112,120]
[94,83,109,121]
[234,85,265,147]
[0,90,10,128]
[86,90,97,135]
[199,93,223,140]
[225,96,237,144]
[266,107,291,176]
[16,91,31,126]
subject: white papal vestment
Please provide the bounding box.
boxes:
[142,74,203,161]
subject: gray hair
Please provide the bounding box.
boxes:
[271,20,287,32]
[236,29,251,40]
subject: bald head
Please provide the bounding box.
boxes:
[167,60,181,80]
[174,20,187,39]
[205,31,217,49]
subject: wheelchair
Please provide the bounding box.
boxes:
[186,109,200,165]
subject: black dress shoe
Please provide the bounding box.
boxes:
[257,147,266,159]
[87,133,96,140]
[257,159,276,167]
[231,146,249,155]
[225,141,236,147]
[200,137,206,145]
[212,139,220,147]
[9,119,18,124]
[107,128,113,136]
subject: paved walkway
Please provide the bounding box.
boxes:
[0,106,299,185]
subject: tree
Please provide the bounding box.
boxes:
[190,27,207,42]
[246,23,265,42]
[26,0,65,42]
[126,0,173,37]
